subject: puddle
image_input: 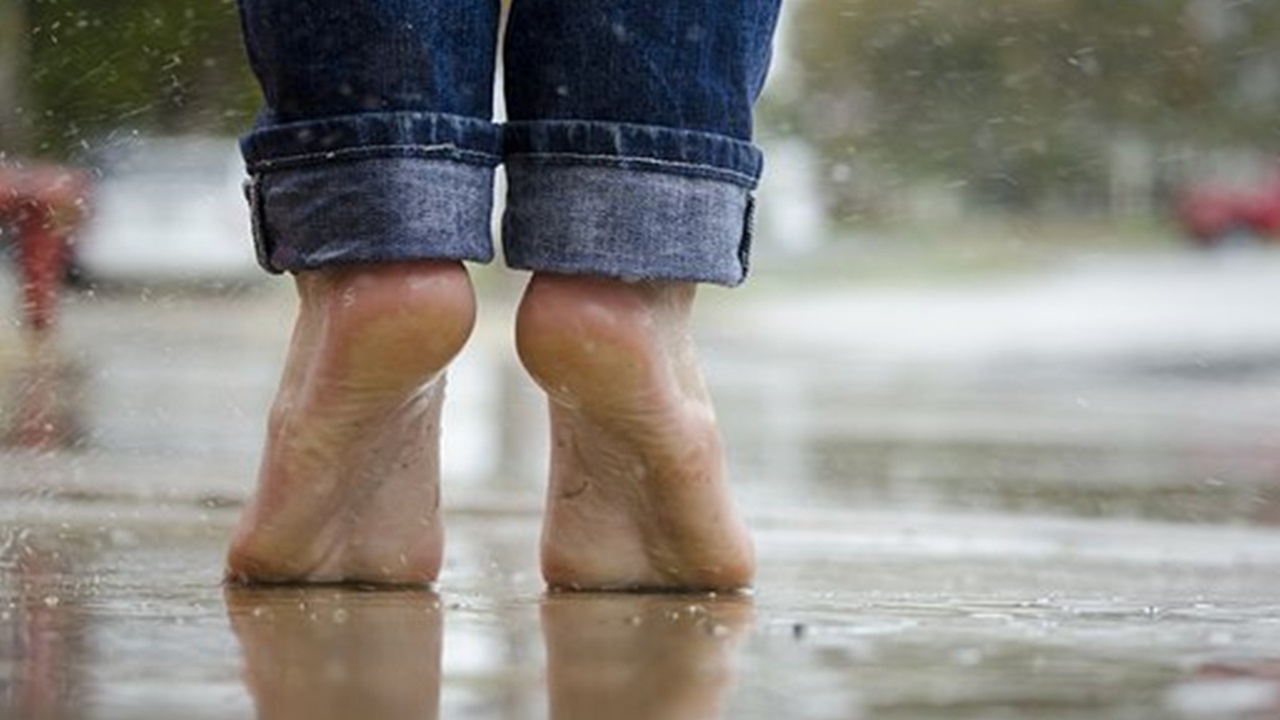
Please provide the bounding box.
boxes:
[2,253,1280,718]
[3,508,1280,719]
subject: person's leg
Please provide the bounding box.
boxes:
[226,0,502,584]
[503,0,781,591]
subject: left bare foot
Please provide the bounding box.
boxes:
[226,261,475,585]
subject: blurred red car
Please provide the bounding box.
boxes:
[1177,169,1280,247]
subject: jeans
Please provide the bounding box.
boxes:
[237,0,781,286]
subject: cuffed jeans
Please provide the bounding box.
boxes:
[236,0,781,286]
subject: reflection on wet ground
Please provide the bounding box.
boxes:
[3,248,1280,718]
[5,510,1280,720]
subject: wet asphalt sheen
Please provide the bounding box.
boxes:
[3,249,1280,719]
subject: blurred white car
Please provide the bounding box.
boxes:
[73,136,262,287]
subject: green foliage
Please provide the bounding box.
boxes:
[776,0,1280,215]
[20,0,259,160]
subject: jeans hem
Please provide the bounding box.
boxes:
[241,111,502,174]
[502,120,763,189]
[248,156,496,274]
[502,160,755,287]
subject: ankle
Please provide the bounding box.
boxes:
[514,273,697,397]
[303,259,474,324]
[296,261,477,387]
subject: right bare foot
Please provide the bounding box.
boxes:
[226,261,475,585]
[516,274,755,592]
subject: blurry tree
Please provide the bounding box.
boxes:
[775,0,1280,220]
[0,0,31,155]
[13,0,258,161]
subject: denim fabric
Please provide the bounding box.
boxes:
[502,0,777,161]
[237,0,780,285]
[237,0,501,122]
[503,162,755,283]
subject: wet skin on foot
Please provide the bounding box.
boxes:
[226,261,475,586]
[516,274,755,592]
[226,265,754,592]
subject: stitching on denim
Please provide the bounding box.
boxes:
[505,152,758,186]
[249,143,500,172]
[260,110,496,134]
[501,119,755,148]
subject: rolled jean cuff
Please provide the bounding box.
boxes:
[501,121,761,287]
[240,112,500,273]
[502,120,763,188]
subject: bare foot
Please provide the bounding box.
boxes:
[515,274,755,591]
[226,261,475,585]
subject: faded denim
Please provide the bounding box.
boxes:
[236,0,781,286]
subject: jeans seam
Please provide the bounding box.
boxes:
[504,152,757,187]
[244,175,284,275]
[248,144,499,172]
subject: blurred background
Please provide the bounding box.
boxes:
[0,0,1278,550]
[3,2,1280,718]
[1,0,1279,532]
[7,0,1280,251]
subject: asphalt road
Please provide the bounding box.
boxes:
[2,244,1280,719]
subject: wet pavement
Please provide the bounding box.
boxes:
[3,246,1280,719]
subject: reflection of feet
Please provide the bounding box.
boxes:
[517,274,755,591]
[543,593,754,720]
[226,262,475,585]
[226,587,442,720]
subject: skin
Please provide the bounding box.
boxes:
[226,261,473,585]
[225,263,755,592]
[517,274,755,591]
